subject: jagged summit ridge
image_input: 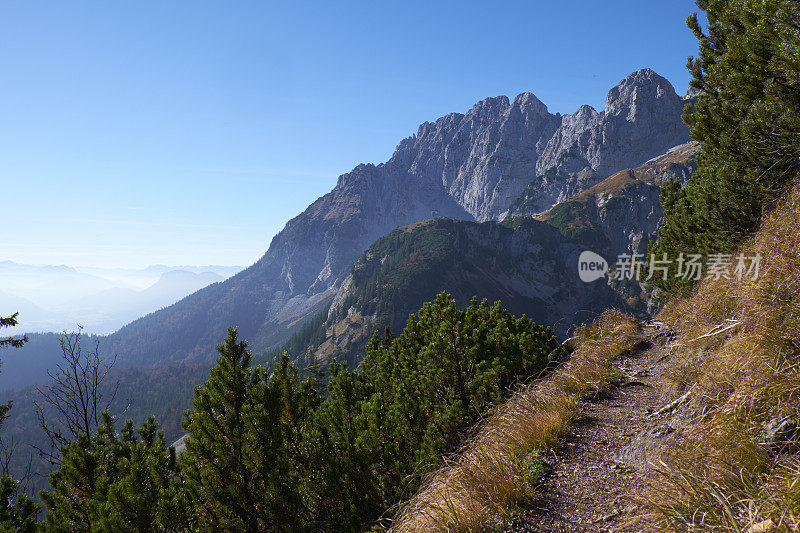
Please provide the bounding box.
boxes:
[508,69,693,216]
[391,89,561,222]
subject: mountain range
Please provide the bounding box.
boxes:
[88,68,695,368]
[270,141,698,368]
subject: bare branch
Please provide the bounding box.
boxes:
[34,327,122,465]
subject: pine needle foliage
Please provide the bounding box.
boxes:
[651,0,800,296]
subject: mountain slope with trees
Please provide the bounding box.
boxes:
[27,295,561,531]
[271,143,698,369]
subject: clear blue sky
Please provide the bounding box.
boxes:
[0,1,702,269]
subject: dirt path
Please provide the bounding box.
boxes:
[508,321,686,532]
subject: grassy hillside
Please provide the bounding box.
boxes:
[392,310,641,531]
[638,180,800,530]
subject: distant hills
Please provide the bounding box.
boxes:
[1,262,242,335]
[0,263,242,390]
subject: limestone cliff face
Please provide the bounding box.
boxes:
[108,70,692,364]
[393,91,561,221]
[594,143,699,257]
[507,70,693,215]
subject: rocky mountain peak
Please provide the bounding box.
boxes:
[468,95,511,117]
[506,70,691,217]
[574,104,599,119]
[511,91,551,117]
[604,68,683,120]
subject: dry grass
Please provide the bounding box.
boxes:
[390,310,640,532]
[638,182,800,531]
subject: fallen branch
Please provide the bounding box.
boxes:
[561,336,578,351]
[686,320,742,343]
[747,517,777,533]
[653,384,696,416]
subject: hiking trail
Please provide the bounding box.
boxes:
[508,321,691,532]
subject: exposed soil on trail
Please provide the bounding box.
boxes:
[508,321,693,532]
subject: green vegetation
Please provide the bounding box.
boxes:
[393,311,640,531]
[0,314,39,532]
[330,293,562,520]
[259,221,471,370]
[9,3,800,530]
[181,329,308,532]
[27,293,560,531]
[347,222,458,327]
[651,0,800,296]
[540,199,607,246]
[40,413,191,532]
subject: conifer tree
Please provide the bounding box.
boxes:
[357,294,560,502]
[0,314,38,532]
[305,359,376,530]
[40,411,129,531]
[0,314,28,439]
[245,353,316,532]
[651,0,800,295]
[181,327,261,532]
[0,477,37,533]
[40,412,186,532]
[313,293,561,529]
[183,327,325,532]
[101,416,193,532]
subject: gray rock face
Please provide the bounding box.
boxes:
[394,91,561,221]
[109,69,693,363]
[590,142,699,258]
[275,69,691,315]
[596,69,690,176]
[508,69,693,215]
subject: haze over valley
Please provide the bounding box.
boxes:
[0,261,242,335]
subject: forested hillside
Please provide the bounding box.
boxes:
[3,295,564,531]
